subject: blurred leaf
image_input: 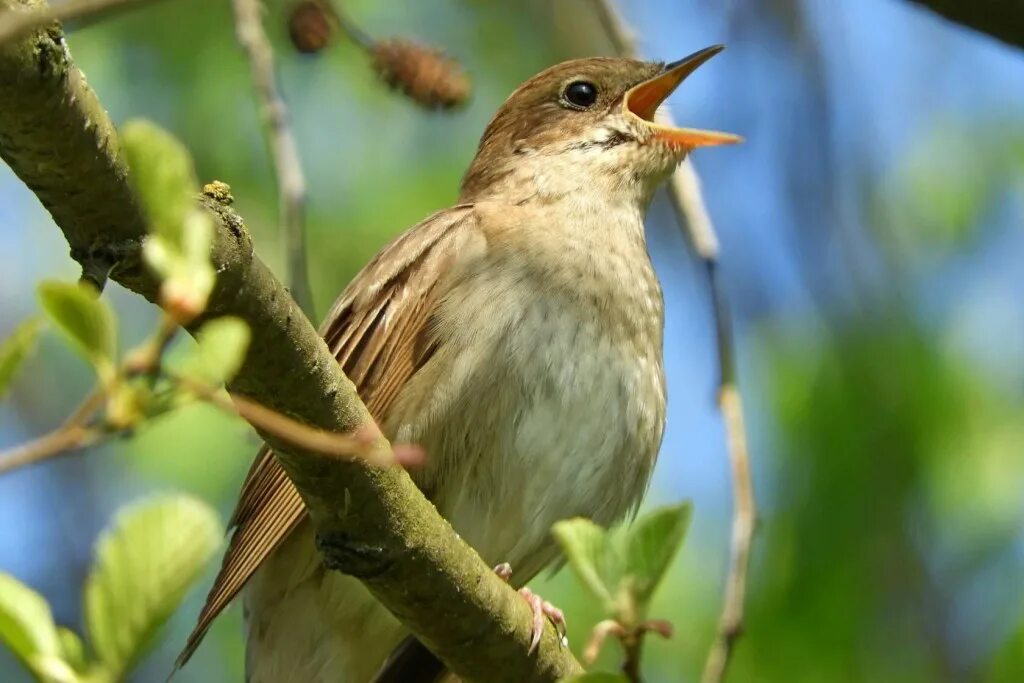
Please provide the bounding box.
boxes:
[178,316,251,386]
[0,572,62,677]
[623,503,692,611]
[0,317,41,399]
[56,627,87,675]
[37,282,116,381]
[26,655,81,683]
[559,674,629,683]
[552,518,618,611]
[121,119,198,244]
[84,495,222,681]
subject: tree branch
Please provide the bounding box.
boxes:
[230,0,315,318]
[903,0,1024,50]
[0,3,581,680]
[590,3,758,682]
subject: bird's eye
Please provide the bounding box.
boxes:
[563,81,598,109]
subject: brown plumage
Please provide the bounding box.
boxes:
[177,48,739,681]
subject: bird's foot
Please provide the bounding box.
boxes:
[492,563,568,654]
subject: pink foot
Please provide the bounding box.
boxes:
[493,563,567,654]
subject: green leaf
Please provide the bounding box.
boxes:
[84,495,222,681]
[121,119,199,244]
[178,317,251,386]
[0,318,41,399]
[56,627,86,674]
[0,572,61,673]
[37,282,116,379]
[623,503,692,612]
[551,518,619,610]
[559,674,629,683]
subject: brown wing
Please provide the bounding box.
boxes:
[176,205,476,668]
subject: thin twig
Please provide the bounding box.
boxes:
[590,3,757,682]
[172,373,407,467]
[0,0,169,46]
[230,0,314,318]
[0,388,104,475]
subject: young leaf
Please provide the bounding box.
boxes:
[56,627,87,674]
[559,674,629,683]
[178,317,251,386]
[120,119,199,244]
[623,502,692,611]
[552,518,618,610]
[0,572,62,674]
[0,318,41,399]
[37,282,116,379]
[84,495,222,681]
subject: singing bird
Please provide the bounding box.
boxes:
[178,46,739,682]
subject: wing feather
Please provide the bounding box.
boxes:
[176,205,475,667]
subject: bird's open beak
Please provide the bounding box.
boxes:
[624,45,743,149]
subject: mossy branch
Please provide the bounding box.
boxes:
[0,2,582,680]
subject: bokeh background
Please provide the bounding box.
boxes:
[2,0,1023,681]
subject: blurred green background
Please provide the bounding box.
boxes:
[1,0,1023,681]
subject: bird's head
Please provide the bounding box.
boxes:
[459,46,741,204]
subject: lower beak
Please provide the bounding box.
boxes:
[624,45,743,149]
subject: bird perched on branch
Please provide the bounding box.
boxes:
[177,46,739,682]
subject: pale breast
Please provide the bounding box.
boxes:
[386,206,667,583]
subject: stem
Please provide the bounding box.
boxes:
[0,0,170,46]
[230,0,315,318]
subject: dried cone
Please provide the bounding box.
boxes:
[371,38,470,110]
[288,0,335,54]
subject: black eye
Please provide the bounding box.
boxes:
[563,80,598,109]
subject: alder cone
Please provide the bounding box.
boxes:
[288,0,335,54]
[371,38,471,110]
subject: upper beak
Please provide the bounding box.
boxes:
[624,45,743,149]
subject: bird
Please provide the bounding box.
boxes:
[177,45,740,682]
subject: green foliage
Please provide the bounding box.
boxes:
[37,282,116,383]
[121,120,199,244]
[553,502,691,625]
[177,316,251,386]
[0,496,222,683]
[622,504,692,609]
[84,495,222,682]
[560,674,629,683]
[0,573,63,679]
[0,318,41,399]
[121,119,215,321]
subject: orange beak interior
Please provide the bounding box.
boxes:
[624,45,743,150]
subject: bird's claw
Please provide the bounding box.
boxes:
[492,563,568,655]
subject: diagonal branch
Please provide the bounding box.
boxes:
[230,0,315,318]
[903,0,1024,51]
[0,2,581,681]
[590,2,758,682]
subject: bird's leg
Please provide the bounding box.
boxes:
[492,563,568,654]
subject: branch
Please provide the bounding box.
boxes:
[0,3,581,681]
[230,0,315,317]
[0,0,168,46]
[590,3,758,682]
[903,0,1024,51]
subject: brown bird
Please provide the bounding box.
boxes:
[178,46,739,682]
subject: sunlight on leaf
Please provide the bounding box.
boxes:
[0,572,62,676]
[623,503,692,613]
[37,282,116,381]
[56,627,87,675]
[84,495,222,681]
[552,518,618,611]
[178,317,251,387]
[559,673,629,683]
[121,119,199,244]
[0,317,41,399]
